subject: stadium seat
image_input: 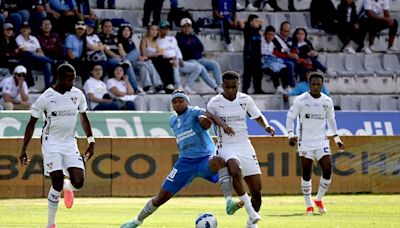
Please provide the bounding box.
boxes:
[133,95,149,111]
[290,13,320,34]
[188,95,207,109]
[148,95,173,111]
[379,96,399,111]
[252,95,284,110]
[364,54,394,76]
[382,54,400,75]
[344,54,374,76]
[340,96,361,110]
[360,96,379,111]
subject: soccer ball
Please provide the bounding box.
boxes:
[195,212,217,228]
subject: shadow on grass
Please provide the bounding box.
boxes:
[267,213,323,217]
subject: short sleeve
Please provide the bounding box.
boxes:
[64,36,74,49]
[206,99,216,115]
[190,106,206,118]
[382,0,389,10]
[23,82,29,95]
[363,0,372,10]
[33,37,41,50]
[106,79,117,90]
[287,97,301,119]
[31,94,46,118]
[246,97,262,119]
[1,79,13,94]
[78,90,88,113]
[83,80,94,95]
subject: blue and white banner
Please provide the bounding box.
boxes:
[248,111,400,136]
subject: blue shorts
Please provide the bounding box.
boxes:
[162,155,219,194]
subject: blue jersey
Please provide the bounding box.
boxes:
[169,106,216,158]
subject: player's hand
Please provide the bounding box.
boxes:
[84,143,95,162]
[223,126,235,136]
[337,142,345,152]
[199,115,213,130]
[289,137,297,147]
[266,126,275,136]
[19,150,31,166]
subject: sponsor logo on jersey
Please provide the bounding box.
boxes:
[71,97,78,104]
[240,103,247,110]
[46,162,53,170]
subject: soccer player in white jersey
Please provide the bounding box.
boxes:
[19,63,95,228]
[286,71,345,215]
[207,71,275,228]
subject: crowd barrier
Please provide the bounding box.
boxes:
[1,136,399,198]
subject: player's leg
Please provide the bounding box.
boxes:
[47,170,64,228]
[208,156,243,215]
[243,174,262,212]
[315,152,333,213]
[63,149,86,209]
[121,158,191,228]
[300,155,314,214]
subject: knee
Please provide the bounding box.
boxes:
[210,156,225,171]
[70,178,84,190]
[322,169,332,179]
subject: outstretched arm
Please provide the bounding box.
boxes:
[204,111,235,136]
[80,112,95,161]
[19,116,38,166]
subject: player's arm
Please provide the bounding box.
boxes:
[255,115,275,136]
[204,111,235,136]
[286,99,301,146]
[326,102,345,152]
[80,112,95,161]
[19,116,38,166]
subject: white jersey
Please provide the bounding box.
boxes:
[287,92,335,151]
[0,76,28,103]
[207,92,262,147]
[31,87,88,145]
[156,36,183,59]
[83,77,107,109]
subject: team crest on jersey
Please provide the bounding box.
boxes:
[47,162,53,170]
[70,97,78,104]
[323,105,328,111]
[240,103,247,110]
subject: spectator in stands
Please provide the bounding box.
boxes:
[245,0,296,11]
[99,19,144,95]
[106,63,136,110]
[77,0,98,21]
[212,0,239,52]
[85,18,107,80]
[291,27,327,81]
[310,0,338,33]
[359,0,399,53]
[83,63,121,110]
[0,65,30,110]
[176,18,224,94]
[241,14,265,94]
[336,0,364,53]
[16,21,53,90]
[1,0,30,34]
[64,20,86,77]
[261,25,291,94]
[28,0,49,35]
[157,20,204,94]
[117,23,165,94]
[140,23,174,93]
[287,71,330,97]
[273,21,297,88]
[48,0,83,34]
[96,0,115,9]
[142,0,164,26]
[37,18,64,61]
[0,23,20,72]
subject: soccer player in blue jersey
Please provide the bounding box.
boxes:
[121,89,243,228]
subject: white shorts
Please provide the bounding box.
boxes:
[42,143,85,176]
[217,142,261,177]
[298,146,331,161]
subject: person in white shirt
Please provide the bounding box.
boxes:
[16,21,53,89]
[106,63,136,110]
[0,65,30,110]
[360,0,399,53]
[207,71,275,228]
[83,63,121,110]
[286,71,345,215]
[19,63,95,228]
[157,20,204,94]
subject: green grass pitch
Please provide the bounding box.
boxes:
[1,195,399,227]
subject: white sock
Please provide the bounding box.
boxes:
[64,179,78,191]
[137,198,158,222]
[218,167,233,203]
[316,177,331,201]
[301,178,313,208]
[238,193,255,214]
[47,187,60,227]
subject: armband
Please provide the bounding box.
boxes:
[334,135,342,144]
[87,136,95,144]
[288,131,295,139]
